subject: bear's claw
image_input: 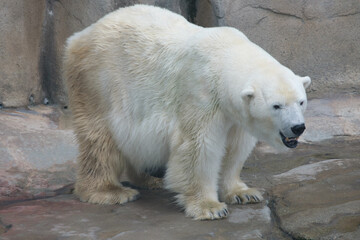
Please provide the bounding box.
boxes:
[223,187,264,205]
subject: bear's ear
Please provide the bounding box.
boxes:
[301,76,311,89]
[241,87,254,100]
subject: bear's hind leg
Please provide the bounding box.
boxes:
[126,164,163,190]
[74,130,139,205]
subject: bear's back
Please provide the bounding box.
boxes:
[93,5,197,40]
[66,4,202,64]
[105,5,188,27]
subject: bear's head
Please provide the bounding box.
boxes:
[238,69,311,150]
[212,28,311,149]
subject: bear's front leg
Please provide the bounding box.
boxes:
[165,123,229,220]
[219,126,263,205]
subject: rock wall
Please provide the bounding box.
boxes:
[40,0,116,106]
[1,0,359,107]
[0,0,45,107]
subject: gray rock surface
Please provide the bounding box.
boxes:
[40,0,116,106]
[272,158,360,239]
[0,0,45,107]
[0,193,278,240]
[303,94,360,142]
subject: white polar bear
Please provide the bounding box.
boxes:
[64,4,311,220]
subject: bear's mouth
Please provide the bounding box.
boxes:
[280,132,299,148]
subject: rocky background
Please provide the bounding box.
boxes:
[1,0,360,108]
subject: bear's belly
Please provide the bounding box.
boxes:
[109,112,175,171]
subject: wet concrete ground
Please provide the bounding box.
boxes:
[0,96,359,240]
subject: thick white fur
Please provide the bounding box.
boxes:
[64,5,310,220]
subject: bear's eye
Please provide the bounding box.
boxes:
[273,104,281,110]
[300,101,304,106]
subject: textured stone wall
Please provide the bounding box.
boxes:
[40,0,116,106]
[1,0,359,107]
[0,0,45,107]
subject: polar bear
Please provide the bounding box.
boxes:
[64,5,311,220]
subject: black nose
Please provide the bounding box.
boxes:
[291,123,306,136]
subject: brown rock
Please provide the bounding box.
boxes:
[0,106,77,204]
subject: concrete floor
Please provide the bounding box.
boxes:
[0,96,359,240]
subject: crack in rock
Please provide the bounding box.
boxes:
[267,198,298,240]
[54,0,84,26]
[330,11,360,19]
[0,183,74,207]
[250,5,304,22]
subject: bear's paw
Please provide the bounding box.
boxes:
[142,176,163,190]
[82,187,140,205]
[185,200,228,220]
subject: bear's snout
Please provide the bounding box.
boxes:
[291,123,306,136]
